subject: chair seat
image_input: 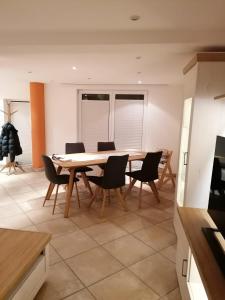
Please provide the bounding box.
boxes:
[75,166,93,173]
[55,174,79,185]
[126,170,150,182]
[88,175,104,187]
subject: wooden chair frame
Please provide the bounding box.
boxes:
[157,149,175,189]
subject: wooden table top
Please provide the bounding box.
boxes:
[0,228,51,300]
[52,150,146,168]
[178,207,225,300]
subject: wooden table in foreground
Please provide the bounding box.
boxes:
[0,228,51,300]
[178,207,225,300]
[48,150,146,218]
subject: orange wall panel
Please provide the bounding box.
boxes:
[30,82,46,169]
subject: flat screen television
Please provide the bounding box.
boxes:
[203,135,225,276]
[208,135,225,231]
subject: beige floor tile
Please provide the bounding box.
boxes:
[160,288,181,300]
[0,203,23,218]
[0,213,32,229]
[18,197,55,212]
[6,184,34,196]
[112,212,153,233]
[51,230,97,259]
[136,208,172,224]
[70,211,104,229]
[64,289,95,300]
[134,226,176,251]
[35,261,83,300]
[66,247,123,286]
[26,206,63,224]
[129,253,178,297]
[22,224,38,232]
[89,269,159,300]
[104,235,155,266]
[49,245,62,265]
[11,191,41,203]
[36,218,78,237]
[160,244,177,263]
[84,222,127,245]
[157,219,175,234]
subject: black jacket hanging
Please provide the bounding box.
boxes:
[0,122,22,162]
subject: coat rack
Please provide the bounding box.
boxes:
[0,100,28,175]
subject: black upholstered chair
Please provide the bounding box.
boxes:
[65,142,93,196]
[97,141,116,171]
[124,151,162,208]
[88,154,129,217]
[42,155,80,214]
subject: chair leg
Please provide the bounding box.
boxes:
[81,172,93,196]
[52,185,59,215]
[100,189,107,218]
[123,178,136,200]
[43,183,55,207]
[74,181,80,208]
[88,186,100,208]
[138,182,143,209]
[115,188,128,211]
[149,181,160,202]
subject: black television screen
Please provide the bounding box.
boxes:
[208,135,225,230]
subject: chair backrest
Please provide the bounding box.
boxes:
[65,142,85,154]
[97,141,116,152]
[141,151,163,181]
[102,155,129,189]
[42,155,58,183]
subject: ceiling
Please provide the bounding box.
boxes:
[0,0,225,85]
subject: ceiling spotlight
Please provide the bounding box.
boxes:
[138,80,142,84]
[136,56,141,60]
[137,71,142,74]
[130,15,140,21]
[72,66,77,70]
[27,71,32,74]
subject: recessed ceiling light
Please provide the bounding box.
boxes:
[72,66,77,70]
[27,71,32,74]
[137,71,142,74]
[136,56,141,60]
[88,77,92,80]
[138,80,142,84]
[130,15,140,21]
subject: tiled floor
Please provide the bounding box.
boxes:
[0,167,181,300]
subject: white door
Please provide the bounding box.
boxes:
[80,92,110,152]
[10,101,32,165]
[114,93,144,150]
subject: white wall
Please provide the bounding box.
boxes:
[185,62,225,208]
[45,83,183,171]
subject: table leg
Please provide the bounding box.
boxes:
[64,168,75,218]
[129,161,132,184]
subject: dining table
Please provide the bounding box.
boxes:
[46,150,147,218]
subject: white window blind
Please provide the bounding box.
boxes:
[114,99,144,150]
[81,99,109,152]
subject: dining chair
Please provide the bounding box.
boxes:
[65,142,93,196]
[97,141,116,171]
[124,151,162,208]
[88,154,129,217]
[42,155,80,214]
[157,149,175,189]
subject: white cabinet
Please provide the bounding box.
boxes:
[174,211,208,300]
[10,245,49,300]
